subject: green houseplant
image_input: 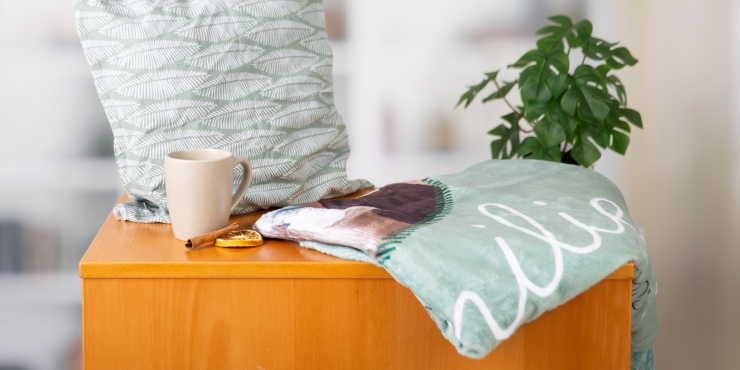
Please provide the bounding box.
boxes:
[457,15,642,167]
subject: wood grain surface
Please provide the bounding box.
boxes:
[80,191,633,280]
[83,277,632,370]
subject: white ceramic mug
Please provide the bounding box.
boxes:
[165,149,252,241]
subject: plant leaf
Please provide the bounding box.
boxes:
[582,39,637,70]
[514,49,569,106]
[509,50,541,69]
[611,47,638,66]
[547,72,570,99]
[595,66,628,105]
[535,15,592,51]
[615,107,643,128]
[561,65,611,125]
[582,37,619,61]
[610,130,630,155]
[608,75,627,105]
[585,123,610,148]
[529,99,567,148]
[488,112,520,159]
[605,109,631,133]
[606,58,626,70]
[517,136,561,162]
[457,71,498,108]
[570,129,601,167]
[482,80,517,103]
[534,118,566,150]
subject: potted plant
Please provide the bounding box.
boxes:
[457,15,642,167]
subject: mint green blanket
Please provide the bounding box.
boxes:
[254,160,657,369]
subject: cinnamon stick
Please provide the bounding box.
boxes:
[185,223,239,249]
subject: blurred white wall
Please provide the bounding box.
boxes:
[0,1,121,369]
[591,1,740,369]
[0,0,122,270]
[341,0,584,185]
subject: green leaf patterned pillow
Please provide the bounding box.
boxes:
[74,0,372,223]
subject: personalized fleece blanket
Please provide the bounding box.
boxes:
[253,159,658,370]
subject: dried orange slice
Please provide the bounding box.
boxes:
[213,230,263,248]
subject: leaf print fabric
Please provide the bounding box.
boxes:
[163,0,241,17]
[297,3,325,27]
[283,152,334,180]
[245,20,314,47]
[91,69,131,94]
[252,49,319,75]
[81,40,125,64]
[275,128,338,156]
[217,130,286,157]
[270,101,330,128]
[117,70,209,99]
[260,76,326,100]
[75,0,372,223]
[128,100,216,129]
[200,101,281,129]
[300,32,331,55]
[245,182,302,207]
[192,72,271,100]
[176,16,258,41]
[76,11,114,35]
[109,40,201,69]
[102,99,139,123]
[236,0,308,18]
[100,15,188,39]
[185,43,264,71]
[250,158,296,182]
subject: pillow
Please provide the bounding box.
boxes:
[74,0,371,223]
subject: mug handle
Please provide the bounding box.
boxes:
[230,156,253,213]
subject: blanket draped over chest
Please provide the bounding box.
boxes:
[254,160,658,370]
